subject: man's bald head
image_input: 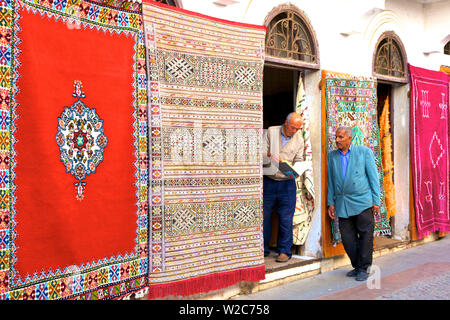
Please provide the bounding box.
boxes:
[284,112,304,137]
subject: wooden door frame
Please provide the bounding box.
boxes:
[320,73,346,258]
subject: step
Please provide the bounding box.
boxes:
[122,233,442,300]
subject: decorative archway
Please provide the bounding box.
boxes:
[444,41,450,55]
[264,4,320,70]
[372,32,408,83]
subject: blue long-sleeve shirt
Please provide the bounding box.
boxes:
[327,145,380,218]
[338,146,351,180]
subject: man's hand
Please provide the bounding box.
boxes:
[372,205,380,215]
[328,205,336,219]
[270,153,281,163]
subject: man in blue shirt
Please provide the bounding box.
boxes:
[339,145,351,180]
[327,126,380,281]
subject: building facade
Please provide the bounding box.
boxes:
[170,0,450,258]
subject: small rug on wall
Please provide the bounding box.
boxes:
[0,0,148,300]
[409,64,449,239]
[143,0,266,299]
[322,70,391,244]
[293,75,315,246]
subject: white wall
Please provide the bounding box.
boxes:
[392,83,411,239]
[423,0,450,69]
[180,0,450,256]
[182,0,449,71]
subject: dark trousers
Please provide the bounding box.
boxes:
[263,176,297,257]
[338,207,375,272]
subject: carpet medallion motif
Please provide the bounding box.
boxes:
[56,81,108,200]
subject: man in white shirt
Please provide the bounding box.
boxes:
[263,112,305,262]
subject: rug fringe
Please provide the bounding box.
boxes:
[418,226,450,240]
[375,229,392,237]
[148,265,266,299]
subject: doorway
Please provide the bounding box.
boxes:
[375,82,399,248]
[263,66,297,129]
[263,65,299,255]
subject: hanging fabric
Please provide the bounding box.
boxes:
[293,75,316,245]
[409,64,449,239]
[321,70,391,245]
[2,0,148,300]
[143,0,266,299]
[440,65,450,75]
[379,96,397,219]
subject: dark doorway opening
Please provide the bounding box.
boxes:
[263,66,297,128]
[376,82,396,244]
[263,65,299,255]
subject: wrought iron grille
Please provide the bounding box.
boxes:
[265,11,316,63]
[445,41,450,55]
[374,37,405,78]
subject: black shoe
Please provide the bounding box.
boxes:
[355,270,369,281]
[346,269,358,277]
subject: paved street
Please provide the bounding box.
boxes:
[235,236,450,300]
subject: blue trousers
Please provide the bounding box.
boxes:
[263,176,297,256]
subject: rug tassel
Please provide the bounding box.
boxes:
[418,226,450,240]
[148,265,265,299]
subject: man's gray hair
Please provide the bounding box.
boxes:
[286,112,298,122]
[336,126,353,137]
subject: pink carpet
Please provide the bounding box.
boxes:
[409,64,449,238]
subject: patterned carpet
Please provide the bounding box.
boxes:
[143,0,266,298]
[2,0,148,300]
[322,70,391,244]
[409,64,449,238]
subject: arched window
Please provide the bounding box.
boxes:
[373,33,407,82]
[264,6,319,69]
[444,41,450,55]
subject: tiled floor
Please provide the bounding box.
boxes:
[237,236,450,300]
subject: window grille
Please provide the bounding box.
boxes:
[374,37,406,79]
[266,11,316,63]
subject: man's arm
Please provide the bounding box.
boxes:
[327,154,336,219]
[365,147,381,207]
[293,134,305,164]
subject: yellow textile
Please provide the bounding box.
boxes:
[379,96,396,218]
[440,65,450,75]
[437,64,448,237]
